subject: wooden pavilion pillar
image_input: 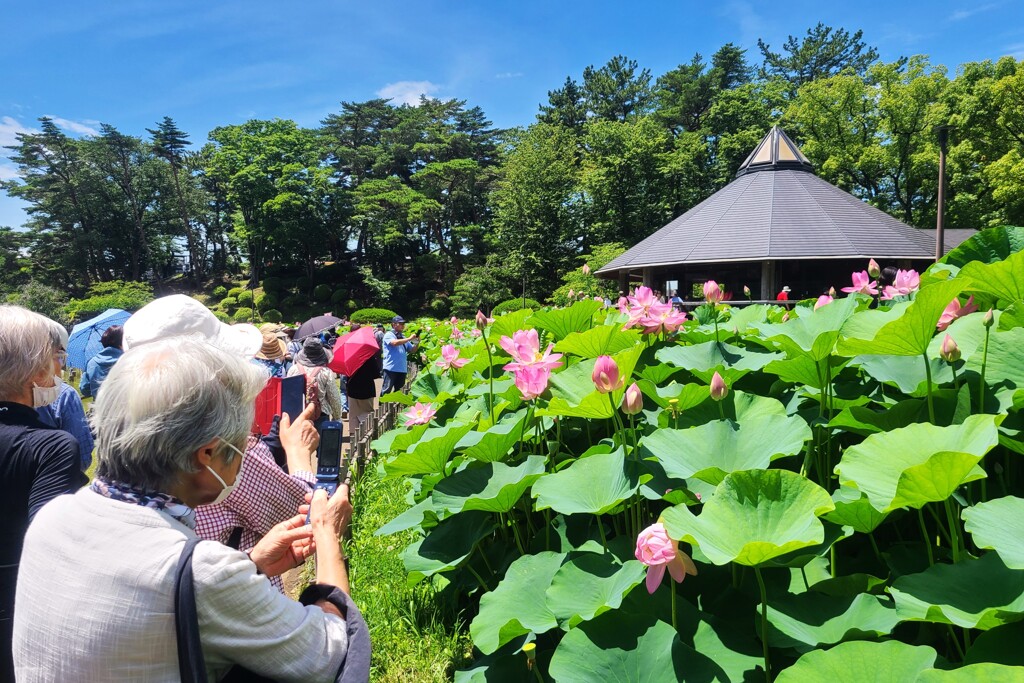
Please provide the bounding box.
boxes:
[642,267,655,289]
[760,260,776,300]
[617,270,629,296]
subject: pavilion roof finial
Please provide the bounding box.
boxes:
[735,126,814,177]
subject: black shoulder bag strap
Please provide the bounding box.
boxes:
[174,537,208,683]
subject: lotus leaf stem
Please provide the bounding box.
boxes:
[926,505,953,547]
[482,332,496,425]
[947,624,966,661]
[922,352,936,424]
[979,325,991,412]
[944,498,961,563]
[754,566,772,681]
[918,508,935,566]
[596,516,608,551]
[671,578,678,631]
[466,558,490,591]
[510,513,527,556]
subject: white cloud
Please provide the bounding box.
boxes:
[376,80,440,106]
[495,71,524,80]
[45,116,100,137]
[0,164,19,181]
[949,3,999,21]
[0,116,37,148]
[1007,42,1024,59]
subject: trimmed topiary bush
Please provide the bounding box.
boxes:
[282,294,306,310]
[232,307,254,322]
[350,307,398,325]
[212,310,231,323]
[261,276,282,293]
[219,296,238,309]
[492,298,542,316]
[261,308,283,323]
[346,300,359,313]
[236,290,254,305]
[428,295,451,318]
[313,283,332,302]
[330,289,348,305]
[212,285,228,299]
[228,286,246,298]
[295,277,312,292]
[255,291,278,309]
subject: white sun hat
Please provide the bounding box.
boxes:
[123,294,263,358]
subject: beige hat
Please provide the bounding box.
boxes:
[123,295,262,358]
[255,333,287,360]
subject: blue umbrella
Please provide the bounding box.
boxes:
[67,308,131,370]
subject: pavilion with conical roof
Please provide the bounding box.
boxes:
[597,127,975,300]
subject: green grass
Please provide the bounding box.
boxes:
[335,470,473,682]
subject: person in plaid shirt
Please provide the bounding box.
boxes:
[123,295,318,591]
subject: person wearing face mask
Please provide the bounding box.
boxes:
[13,337,368,682]
[35,319,95,469]
[0,305,86,681]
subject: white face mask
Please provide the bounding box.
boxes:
[205,438,245,505]
[32,375,64,408]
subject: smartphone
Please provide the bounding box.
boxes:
[307,421,346,523]
[280,375,304,423]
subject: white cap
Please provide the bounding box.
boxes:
[123,295,262,358]
[782,286,791,292]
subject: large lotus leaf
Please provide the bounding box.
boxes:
[775,640,936,682]
[545,345,644,419]
[548,612,724,683]
[998,300,1024,331]
[531,299,603,341]
[823,487,888,533]
[837,279,966,357]
[960,247,1024,305]
[469,551,565,654]
[431,456,547,514]
[637,380,709,410]
[764,354,849,389]
[375,498,443,536]
[966,326,1024,391]
[918,663,1024,682]
[662,469,834,567]
[656,340,782,384]
[383,422,476,478]
[532,448,649,515]
[401,511,495,584]
[554,324,641,358]
[829,399,932,436]
[546,551,646,629]
[890,552,1024,629]
[640,413,811,485]
[765,591,899,650]
[852,354,953,395]
[669,389,790,429]
[965,621,1024,666]
[834,414,998,512]
[754,295,861,360]
[489,308,534,342]
[726,303,773,331]
[456,410,528,462]
[943,225,1024,268]
[409,371,463,403]
[371,423,429,456]
[963,497,1024,569]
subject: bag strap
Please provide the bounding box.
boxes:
[174,537,209,683]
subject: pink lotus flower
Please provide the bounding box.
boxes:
[592,355,624,393]
[500,329,563,373]
[841,271,879,296]
[470,328,482,337]
[635,522,698,594]
[582,263,591,275]
[404,402,437,426]
[639,306,687,335]
[880,269,921,300]
[937,295,978,331]
[814,294,833,310]
[710,371,728,401]
[622,286,670,330]
[450,326,464,340]
[940,334,961,363]
[703,280,724,305]
[617,296,629,314]
[568,288,575,298]
[514,365,551,401]
[622,382,643,414]
[436,344,469,372]
[475,310,492,330]
[868,259,881,279]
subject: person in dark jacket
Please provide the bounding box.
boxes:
[80,324,123,399]
[345,323,380,442]
[0,304,85,681]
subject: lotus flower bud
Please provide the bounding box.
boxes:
[622,382,643,415]
[703,280,724,304]
[568,288,575,298]
[984,309,994,328]
[940,334,961,363]
[743,285,751,298]
[828,286,837,298]
[582,263,591,275]
[782,313,790,322]
[709,371,728,401]
[868,258,881,279]
[592,355,623,394]
[475,310,488,330]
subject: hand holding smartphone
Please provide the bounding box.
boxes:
[306,421,347,524]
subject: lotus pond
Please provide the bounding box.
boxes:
[371,227,1024,681]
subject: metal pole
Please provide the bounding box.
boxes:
[935,126,949,262]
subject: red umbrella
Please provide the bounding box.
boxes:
[329,325,379,376]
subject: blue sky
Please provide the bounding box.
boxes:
[2,0,1022,230]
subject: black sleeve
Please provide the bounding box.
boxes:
[259,415,289,472]
[27,432,85,520]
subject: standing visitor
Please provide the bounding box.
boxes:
[0,305,85,681]
[669,290,683,311]
[777,285,791,309]
[345,324,379,445]
[36,319,94,469]
[288,337,343,430]
[79,324,123,400]
[381,316,419,395]
[252,332,288,378]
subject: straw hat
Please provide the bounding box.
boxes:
[255,332,287,360]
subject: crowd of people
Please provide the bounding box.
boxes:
[0,296,427,681]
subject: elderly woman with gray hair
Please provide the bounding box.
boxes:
[0,305,85,681]
[13,338,368,682]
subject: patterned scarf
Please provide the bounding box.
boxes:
[90,476,196,530]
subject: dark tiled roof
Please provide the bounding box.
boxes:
[599,127,969,274]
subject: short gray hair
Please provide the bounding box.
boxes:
[0,305,62,400]
[93,337,267,491]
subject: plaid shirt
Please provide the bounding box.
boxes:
[195,436,314,591]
